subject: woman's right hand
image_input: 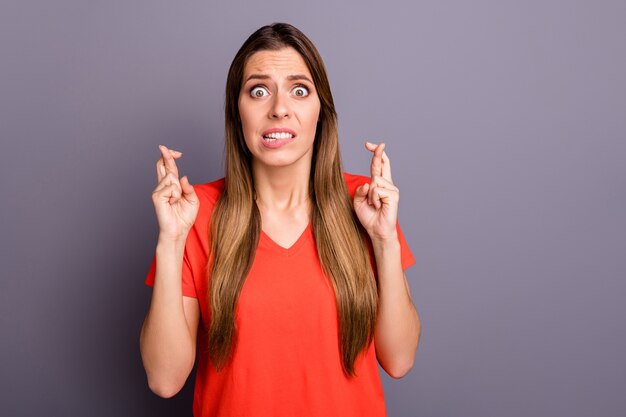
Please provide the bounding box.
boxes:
[152,145,200,242]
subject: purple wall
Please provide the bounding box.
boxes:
[1,1,625,416]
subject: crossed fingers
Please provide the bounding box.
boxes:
[154,145,184,201]
[367,141,393,183]
[156,145,182,182]
[365,142,398,209]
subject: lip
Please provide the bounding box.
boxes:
[261,127,297,138]
[259,135,296,149]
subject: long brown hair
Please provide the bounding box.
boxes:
[206,23,377,377]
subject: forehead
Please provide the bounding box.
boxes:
[243,47,311,78]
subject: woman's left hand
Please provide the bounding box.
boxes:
[353,142,399,241]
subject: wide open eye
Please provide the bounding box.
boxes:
[292,85,309,97]
[250,86,269,98]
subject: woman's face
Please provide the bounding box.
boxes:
[238,47,321,170]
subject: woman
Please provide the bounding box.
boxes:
[140,23,420,416]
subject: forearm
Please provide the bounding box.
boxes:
[140,238,195,397]
[372,236,421,379]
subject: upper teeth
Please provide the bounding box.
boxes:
[264,132,293,139]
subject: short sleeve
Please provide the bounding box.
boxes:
[144,244,198,299]
[396,222,416,270]
[365,221,416,276]
[143,179,223,299]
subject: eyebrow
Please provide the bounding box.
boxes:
[243,74,314,84]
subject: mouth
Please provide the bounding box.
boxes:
[261,128,297,142]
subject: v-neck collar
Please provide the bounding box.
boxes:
[259,222,312,257]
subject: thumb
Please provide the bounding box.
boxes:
[354,183,369,201]
[180,176,196,196]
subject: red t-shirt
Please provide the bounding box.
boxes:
[145,172,416,417]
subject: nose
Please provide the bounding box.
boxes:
[269,92,290,119]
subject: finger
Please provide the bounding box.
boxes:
[168,182,182,204]
[368,184,399,210]
[354,182,370,205]
[365,141,380,152]
[368,175,386,210]
[180,176,196,199]
[371,175,398,192]
[156,146,183,164]
[152,180,183,207]
[369,143,385,179]
[380,150,393,183]
[159,145,180,179]
[155,182,182,206]
[155,156,183,183]
[156,153,173,184]
[160,143,183,157]
[153,172,181,195]
[369,185,381,209]
[155,159,166,183]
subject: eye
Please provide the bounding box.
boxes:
[292,85,309,97]
[250,86,269,98]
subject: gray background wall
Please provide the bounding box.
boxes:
[1,1,624,416]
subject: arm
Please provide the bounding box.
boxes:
[139,238,200,398]
[372,236,421,379]
[353,141,420,379]
[141,144,201,397]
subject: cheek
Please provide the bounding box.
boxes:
[238,102,254,134]
[297,99,320,122]
[307,104,321,127]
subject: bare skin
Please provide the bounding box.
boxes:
[140,48,420,397]
[354,141,421,378]
[238,47,320,248]
[139,145,200,398]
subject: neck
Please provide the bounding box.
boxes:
[251,158,312,212]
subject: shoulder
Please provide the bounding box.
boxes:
[192,177,225,205]
[189,178,225,223]
[342,172,370,199]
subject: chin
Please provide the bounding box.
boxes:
[255,150,313,169]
